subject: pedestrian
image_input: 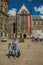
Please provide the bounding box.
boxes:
[12,38,18,58]
[8,43,12,58]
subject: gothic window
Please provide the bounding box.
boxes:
[21,14,28,32]
[17,10,29,33]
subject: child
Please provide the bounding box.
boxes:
[8,43,12,58]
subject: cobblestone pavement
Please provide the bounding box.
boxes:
[0,39,43,65]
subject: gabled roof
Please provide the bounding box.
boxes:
[0,10,8,17]
[17,4,31,14]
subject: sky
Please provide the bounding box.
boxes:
[8,0,43,18]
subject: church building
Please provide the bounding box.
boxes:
[9,4,43,39]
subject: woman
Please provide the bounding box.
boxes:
[12,38,18,58]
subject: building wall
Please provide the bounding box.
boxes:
[31,15,43,33]
[0,0,8,38]
[8,13,43,39]
[0,0,8,14]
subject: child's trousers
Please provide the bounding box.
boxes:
[8,51,12,58]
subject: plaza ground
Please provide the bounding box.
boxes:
[0,39,43,65]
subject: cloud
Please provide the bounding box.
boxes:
[8,8,17,16]
[39,15,43,19]
[34,5,43,14]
